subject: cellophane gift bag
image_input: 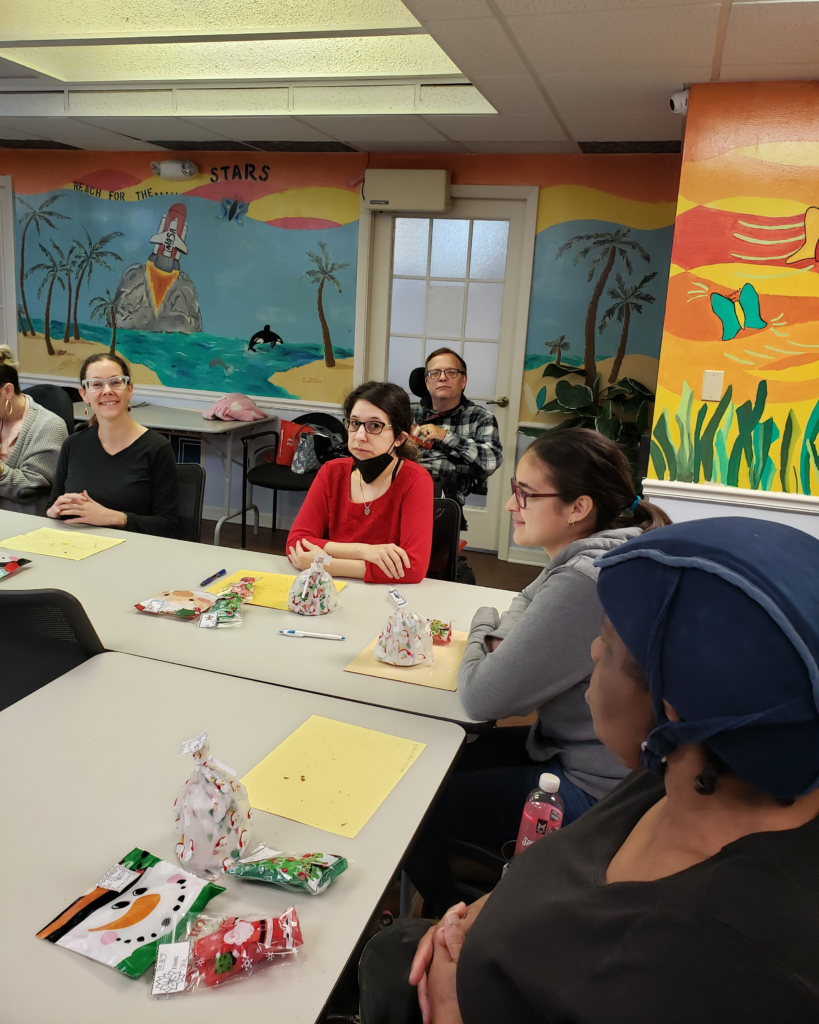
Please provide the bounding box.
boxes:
[174,730,251,879]
[287,551,338,615]
[373,589,433,667]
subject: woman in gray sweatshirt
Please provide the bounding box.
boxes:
[0,346,67,512]
[405,428,670,914]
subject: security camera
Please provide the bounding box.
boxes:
[670,90,689,115]
[151,159,199,180]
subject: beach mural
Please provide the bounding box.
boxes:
[649,81,819,494]
[519,166,677,423]
[7,151,365,404]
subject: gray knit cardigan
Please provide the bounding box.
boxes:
[0,397,68,505]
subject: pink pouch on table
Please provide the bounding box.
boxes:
[203,393,267,422]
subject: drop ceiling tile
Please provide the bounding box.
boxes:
[72,137,167,150]
[299,114,450,143]
[507,5,720,74]
[469,75,551,115]
[564,110,684,142]
[423,17,530,77]
[423,113,566,141]
[720,61,819,81]
[0,56,44,79]
[0,120,40,140]
[349,139,468,152]
[71,116,230,140]
[723,1,819,66]
[498,0,717,12]
[463,139,578,152]
[179,116,334,142]
[404,0,493,17]
[542,67,711,114]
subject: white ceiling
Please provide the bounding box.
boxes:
[0,0,817,152]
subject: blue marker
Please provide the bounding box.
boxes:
[200,568,227,587]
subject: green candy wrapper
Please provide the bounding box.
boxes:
[225,844,348,895]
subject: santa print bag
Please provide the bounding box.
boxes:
[276,422,314,467]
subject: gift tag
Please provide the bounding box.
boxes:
[97,863,140,893]
[152,942,190,995]
[387,588,407,608]
[180,729,208,756]
[198,611,218,629]
[143,598,165,613]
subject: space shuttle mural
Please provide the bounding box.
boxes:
[116,202,203,333]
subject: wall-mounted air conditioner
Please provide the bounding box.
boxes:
[362,169,452,213]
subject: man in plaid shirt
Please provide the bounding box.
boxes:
[410,348,503,522]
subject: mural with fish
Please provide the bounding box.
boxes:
[8,151,363,403]
[649,81,819,494]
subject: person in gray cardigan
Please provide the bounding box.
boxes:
[404,428,670,915]
[0,346,68,511]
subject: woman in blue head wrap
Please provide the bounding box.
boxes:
[398,517,819,1024]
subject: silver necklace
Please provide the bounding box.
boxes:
[358,463,393,515]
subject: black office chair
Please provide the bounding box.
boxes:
[23,383,75,436]
[176,462,205,543]
[0,588,105,711]
[427,497,461,582]
[240,412,345,549]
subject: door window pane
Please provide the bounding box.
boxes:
[430,219,469,278]
[388,336,424,389]
[425,338,461,360]
[427,281,465,338]
[393,218,429,277]
[470,221,509,280]
[463,341,498,399]
[390,278,426,335]
[465,282,503,340]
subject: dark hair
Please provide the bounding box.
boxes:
[79,351,131,383]
[343,380,417,461]
[425,347,467,374]
[0,346,21,395]
[526,428,671,533]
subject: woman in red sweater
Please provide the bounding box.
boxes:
[287,381,433,583]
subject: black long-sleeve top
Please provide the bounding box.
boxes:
[457,770,819,1024]
[49,426,178,538]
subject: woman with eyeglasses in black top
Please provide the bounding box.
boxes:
[287,381,433,583]
[47,353,178,537]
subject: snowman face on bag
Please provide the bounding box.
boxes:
[59,863,207,965]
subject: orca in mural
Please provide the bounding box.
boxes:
[248,325,284,352]
[116,202,203,333]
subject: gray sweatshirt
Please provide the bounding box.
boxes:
[458,528,642,799]
[0,397,68,509]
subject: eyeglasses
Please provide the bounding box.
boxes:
[344,417,393,435]
[510,477,560,509]
[81,376,130,392]
[425,368,465,380]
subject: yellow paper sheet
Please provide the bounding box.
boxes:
[344,631,467,691]
[208,569,345,609]
[0,527,125,561]
[241,715,426,838]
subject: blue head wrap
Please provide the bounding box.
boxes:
[596,517,819,798]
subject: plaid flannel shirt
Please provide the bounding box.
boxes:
[410,394,503,507]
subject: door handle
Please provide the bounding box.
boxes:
[486,396,509,408]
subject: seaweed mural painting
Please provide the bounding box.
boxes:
[650,378,819,494]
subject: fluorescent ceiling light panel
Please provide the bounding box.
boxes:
[0,0,421,41]
[7,35,458,82]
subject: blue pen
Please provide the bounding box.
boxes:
[280,629,345,641]
[200,568,227,587]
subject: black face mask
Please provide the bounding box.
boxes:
[352,447,396,484]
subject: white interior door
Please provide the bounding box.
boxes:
[0,178,17,357]
[367,194,534,552]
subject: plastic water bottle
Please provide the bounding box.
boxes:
[514,773,564,856]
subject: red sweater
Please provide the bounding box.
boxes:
[287,457,433,584]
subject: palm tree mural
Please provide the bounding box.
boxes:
[72,229,123,341]
[555,229,650,387]
[61,243,79,347]
[90,289,125,355]
[16,194,69,336]
[546,335,571,366]
[302,241,349,369]
[599,271,658,383]
[17,304,28,337]
[26,242,70,356]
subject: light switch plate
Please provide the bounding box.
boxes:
[702,370,724,402]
